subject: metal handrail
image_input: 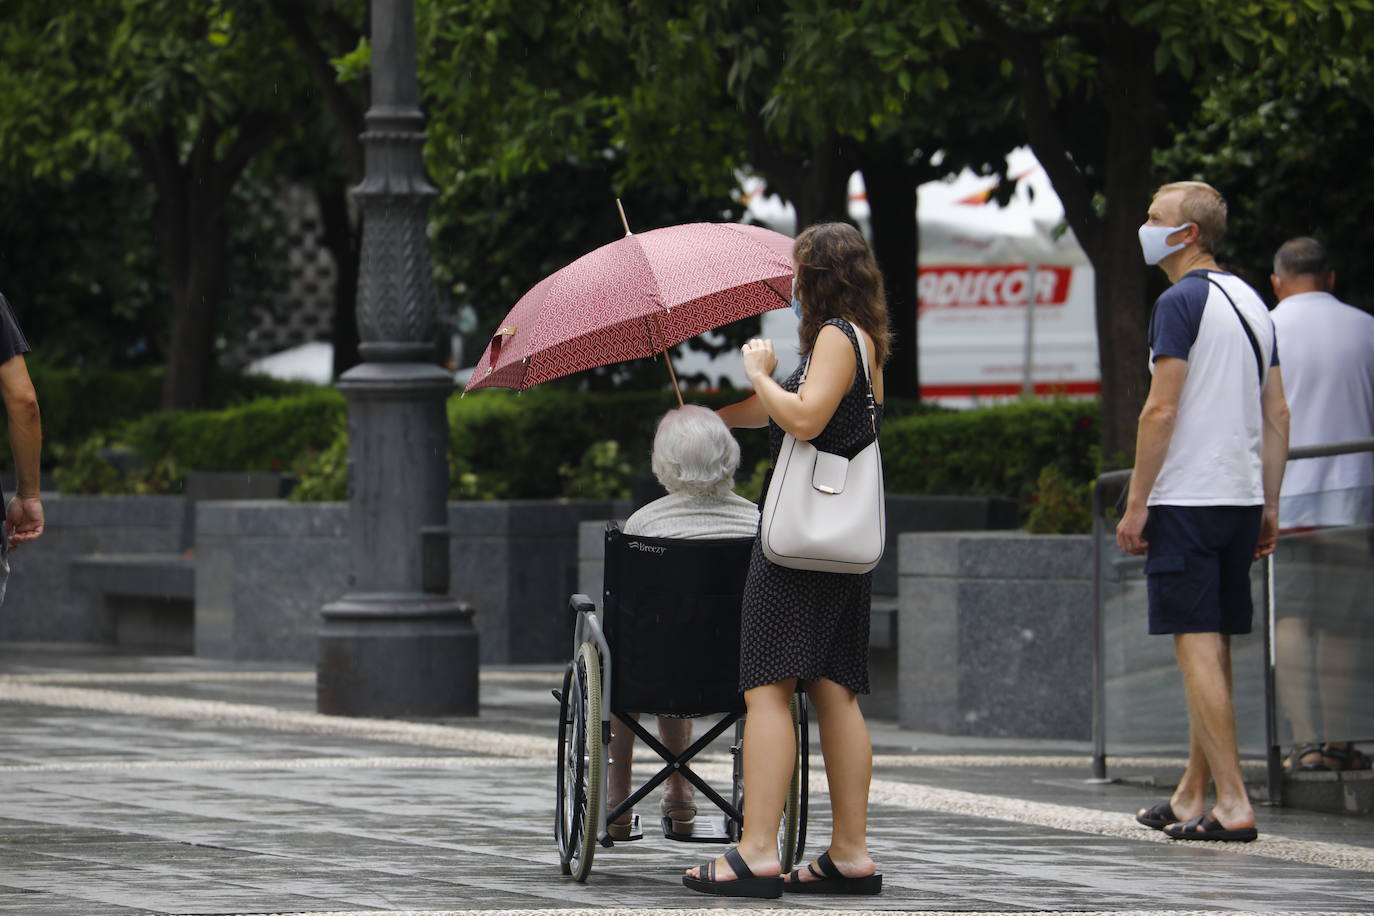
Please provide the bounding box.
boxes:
[1089,437,1374,790]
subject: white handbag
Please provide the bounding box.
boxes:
[759,321,885,574]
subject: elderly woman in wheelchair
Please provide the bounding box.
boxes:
[607,405,759,841]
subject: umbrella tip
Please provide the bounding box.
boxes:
[615,198,632,236]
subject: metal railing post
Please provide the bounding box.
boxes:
[1090,476,1108,782]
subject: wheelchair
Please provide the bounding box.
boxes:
[554,524,809,881]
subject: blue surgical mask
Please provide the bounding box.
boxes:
[791,277,803,320]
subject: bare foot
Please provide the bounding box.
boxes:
[684,847,780,881]
[785,850,877,884]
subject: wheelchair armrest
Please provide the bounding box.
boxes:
[569,594,597,615]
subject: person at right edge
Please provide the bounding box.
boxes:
[0,290,45,602]
[682,222,887,898]
[1118,182,1289,843]
[1268,237,1374,774]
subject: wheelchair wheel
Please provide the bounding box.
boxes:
[728,693,807,871]
[555,642,604,881]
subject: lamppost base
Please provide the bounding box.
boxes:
[318,593,479,717]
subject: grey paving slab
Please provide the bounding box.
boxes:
[1,644,1373,915]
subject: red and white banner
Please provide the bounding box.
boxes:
[918,265,1072,313]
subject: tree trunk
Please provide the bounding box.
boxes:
[162,214,229,410]
[748,125,855,233]
[317,182,361,378]
[859,145,919,400]
[134,116,285,410]
[1009,21,1160,461]
[1094,123,1157,464]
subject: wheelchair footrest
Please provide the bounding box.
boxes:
[661,814,733,843]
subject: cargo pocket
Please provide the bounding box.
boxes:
[1145,554,1187,615]
[1145,555,1185,575]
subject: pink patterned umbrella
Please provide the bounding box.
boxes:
[463,222,794,400]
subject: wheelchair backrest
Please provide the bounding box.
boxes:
[602,525,753,715]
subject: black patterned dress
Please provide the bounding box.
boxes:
[739,319,883,695]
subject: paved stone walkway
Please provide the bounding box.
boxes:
[1,644,1372,915]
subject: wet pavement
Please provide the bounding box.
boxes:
[1,642,1372,915]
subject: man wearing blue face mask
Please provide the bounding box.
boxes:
[1116,181,1290,842]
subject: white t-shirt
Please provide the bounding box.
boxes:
[1147,270,1279,507]
[1271,290,1374,527]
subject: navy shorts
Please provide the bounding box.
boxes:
[1144,505,1263,635]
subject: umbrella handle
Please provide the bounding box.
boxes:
[664,354,684,408]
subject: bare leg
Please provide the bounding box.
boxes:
[787,678,877,883]
[607,713,639,825]
[1275,616,1319,744]
[657,716,695,808]
[683,680,793,880]
[1317,630,1359,742]
[1174,633,1255,830]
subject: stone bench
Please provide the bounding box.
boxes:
[68,472,295,652]
[69,553,195,651]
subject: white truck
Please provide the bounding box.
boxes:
[675,148,1101,405]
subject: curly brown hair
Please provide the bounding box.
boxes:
[793,222,892,366]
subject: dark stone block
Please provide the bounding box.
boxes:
[899,532,1093,739]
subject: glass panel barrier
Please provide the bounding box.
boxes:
[1092,439,1374,796]
[1097,522,1267,758]
[1272,485,1374,749]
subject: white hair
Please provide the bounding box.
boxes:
[650,405,740,495]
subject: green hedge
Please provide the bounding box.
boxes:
[881,398,1100,529]
[55,387,346,494]
[28,359,320,469]
[54,382,1103,533]
[122,388,346,474]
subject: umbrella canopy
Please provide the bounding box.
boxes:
[464,222,794,394]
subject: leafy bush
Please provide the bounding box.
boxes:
[1025,463,1094,534]
[558,440,636,500]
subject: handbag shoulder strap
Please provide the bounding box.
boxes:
[1205,276,1265,388]
[798,319,877,435]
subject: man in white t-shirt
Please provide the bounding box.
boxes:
[1116,181,1290,842]
[1268,237,1374,773]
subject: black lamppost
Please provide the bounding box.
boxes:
[317,0,479,717]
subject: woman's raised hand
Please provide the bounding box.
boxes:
[741,338,777,382]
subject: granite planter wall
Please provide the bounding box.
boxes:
[577,494,1018,721]
[3,494,631,666]
[898,531,1093,739]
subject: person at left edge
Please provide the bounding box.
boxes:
[0,291,45,590]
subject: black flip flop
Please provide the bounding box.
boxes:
[1163,812,1258,842]
[682,846,782,898]
[784,849,883,895]
[1135,801,1179,830]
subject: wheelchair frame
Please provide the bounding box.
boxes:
[554,534,808,882]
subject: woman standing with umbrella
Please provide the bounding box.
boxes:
[683,222,888,898]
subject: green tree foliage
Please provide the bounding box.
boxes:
[919,0,1374,460]
[0,1,315,408]
[1158,54,1374,312]
[417,0,747,385]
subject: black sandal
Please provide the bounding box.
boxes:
[1135,801,1179,830]
[1283,743,1328,773]
[682,846,782,898]
[784,849,883,895]
[1163,812,1258,842]
[1321,743,1372,771]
